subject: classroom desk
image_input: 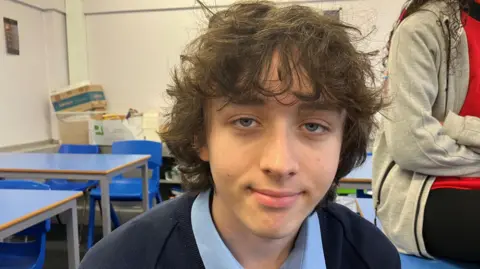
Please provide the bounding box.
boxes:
[0,189,82,269]
[339,155,372,189]
[357,198,480,269]
[0,153,150,236]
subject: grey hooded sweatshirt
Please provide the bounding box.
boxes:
[372,1,480,258]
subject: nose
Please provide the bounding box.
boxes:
[259,127,299,180]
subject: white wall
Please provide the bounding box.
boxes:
[66,0,88,84]
[84,0,406,114]
[0,0,68,147]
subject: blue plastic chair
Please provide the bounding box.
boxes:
[400,254,480,269]
[0,180,51,269]
[87,140,162,249]
[45,144,101,191]
[0,180,50,191]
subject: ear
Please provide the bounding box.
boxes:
[194,134,209,162]
[198,145,209,161]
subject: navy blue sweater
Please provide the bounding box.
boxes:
[79,194,400,269]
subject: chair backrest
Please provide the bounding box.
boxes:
[58,144,100,154]
[0,180,50,190]
[111,140,162,180]
[15,220,51,236]
[48,144,100,186]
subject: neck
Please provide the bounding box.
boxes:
[211,194,298,269]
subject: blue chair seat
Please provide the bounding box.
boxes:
[90,179,157,200]
[0,242,41,269]
[106,177,143,184]
[0,180,51,269]
[45,179,97,191]
[400,254,480,268]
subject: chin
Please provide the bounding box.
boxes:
[248,215,303,240]
[252,224,299,240]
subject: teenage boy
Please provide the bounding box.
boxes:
[79,1,400,268]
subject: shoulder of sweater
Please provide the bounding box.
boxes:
[319,203,401,268]
[399,1,462,35]
[390,5,449,55]
[78,194,196,269]
[398,5,445,35]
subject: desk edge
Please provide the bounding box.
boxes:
[0,191,83,232]
[340,178,372,183]
[0,155,151,175]
[104,155,151,174]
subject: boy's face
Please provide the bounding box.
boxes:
[199,53,345,240]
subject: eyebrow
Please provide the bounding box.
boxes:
[223,95,343,113]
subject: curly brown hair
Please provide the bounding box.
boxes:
[160,0,384,203]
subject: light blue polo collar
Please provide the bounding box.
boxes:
[191,189,326,269]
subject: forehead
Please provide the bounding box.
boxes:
[207,49,345,113]
[222,51,342,112]
[213,94,343,115]
[261,50,312,96]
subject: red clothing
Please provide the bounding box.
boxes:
[432,8,480,190]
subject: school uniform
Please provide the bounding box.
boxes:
[78,190,400,269]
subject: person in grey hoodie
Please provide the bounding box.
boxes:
[373,0,480,263]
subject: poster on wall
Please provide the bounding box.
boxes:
[324,9,341,20]
[3,17,19,55]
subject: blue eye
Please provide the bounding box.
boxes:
[303,123,326,133]
[235,118,256,127]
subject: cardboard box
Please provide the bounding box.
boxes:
[88,117,144,145]
[51,84,107,112]
[58,120,90,144]
[88,113,164,146]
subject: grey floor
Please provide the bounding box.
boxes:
[44,224,103,269]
